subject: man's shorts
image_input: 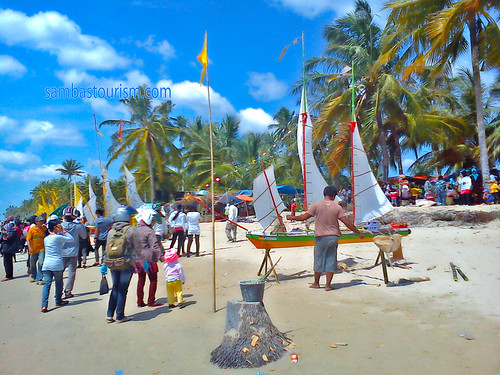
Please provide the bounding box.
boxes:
[314,235,339,273]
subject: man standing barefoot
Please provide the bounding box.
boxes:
[287,186,363,291]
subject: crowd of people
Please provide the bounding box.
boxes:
[0,203,202,322]
[383,168,500,207]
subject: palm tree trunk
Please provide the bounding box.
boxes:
[468,16,489,185]
[392,126,403,174]
[146,139,156,201]
[376,111,389,180]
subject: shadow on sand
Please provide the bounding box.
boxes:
[333,279,366,289]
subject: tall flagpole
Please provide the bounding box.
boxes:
[93,114,106,215]
[203,32,217,313]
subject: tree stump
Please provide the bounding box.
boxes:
[210,299,290,368]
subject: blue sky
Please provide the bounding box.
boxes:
[0,0,494,215]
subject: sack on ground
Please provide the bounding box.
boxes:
[99,276,109,295]
[105,226,131,269]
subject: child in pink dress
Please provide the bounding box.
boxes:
[163,248,185,308]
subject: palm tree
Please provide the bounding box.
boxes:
[100,85,179,201]
[56,159,85,204]
[384,0,500,183]
[305,0,409,180]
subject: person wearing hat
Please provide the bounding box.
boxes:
[104,205,140,323]
[26,216,48,284]
[163,248,185,308]
[225,199,238,242]
[61,206,87,299]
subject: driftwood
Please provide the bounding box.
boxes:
[210,300,290,368]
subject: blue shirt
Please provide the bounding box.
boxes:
[96,216,112,241]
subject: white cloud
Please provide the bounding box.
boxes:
[158,79,235,117]
[268,0,353,18]
[0,9,130,70]
[402,158,415,169]
[0,55,27,78]
[268,0,390,20]
[0,163,62,181]
[0,115,17,130]
[137,35,176,61]
[247,72,288,102]
[0,117,85,146]
[238,108,274,133]
[0,150,41,165]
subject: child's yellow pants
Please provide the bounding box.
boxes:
[166,280,183,305]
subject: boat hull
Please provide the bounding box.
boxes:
[246,229,411,249]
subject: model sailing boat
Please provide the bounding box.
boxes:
[246,56,409,249]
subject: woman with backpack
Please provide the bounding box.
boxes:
[103,206,139,323]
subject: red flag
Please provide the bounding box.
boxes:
[118,119,123,142]
[349,121,356,132]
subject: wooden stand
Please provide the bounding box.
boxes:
[210,300,290,368]
[257,246,280,283]
[373,234,404,285]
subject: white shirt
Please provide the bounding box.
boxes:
[461,176,472,191]
[186,212,201,235]
[169,210,187,231]
[227,204,238,222]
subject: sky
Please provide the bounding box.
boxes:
[0,0,495,215]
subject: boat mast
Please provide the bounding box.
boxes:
[350,61,357,225]
[301,31,308,211]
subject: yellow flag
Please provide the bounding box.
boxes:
[197,32,208,84]
[40,194,50,214]
[36,204,44,216]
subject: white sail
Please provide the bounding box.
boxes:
[351,123,393,225]
[253,165,286,231]
[123,165,145,208]
[83,180,97,225]
[101,167,121,217]
[297,86,329,208]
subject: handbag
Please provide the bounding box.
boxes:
[99,276,109,295]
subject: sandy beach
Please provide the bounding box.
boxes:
[1,206,499,374]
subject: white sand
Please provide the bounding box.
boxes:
[1,209,499,374]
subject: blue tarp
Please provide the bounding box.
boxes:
[235,189,253,197]
[277,185,303,195]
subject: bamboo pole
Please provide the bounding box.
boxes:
[203,32,217,313]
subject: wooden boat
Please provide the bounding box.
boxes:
[246,59,410,251]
